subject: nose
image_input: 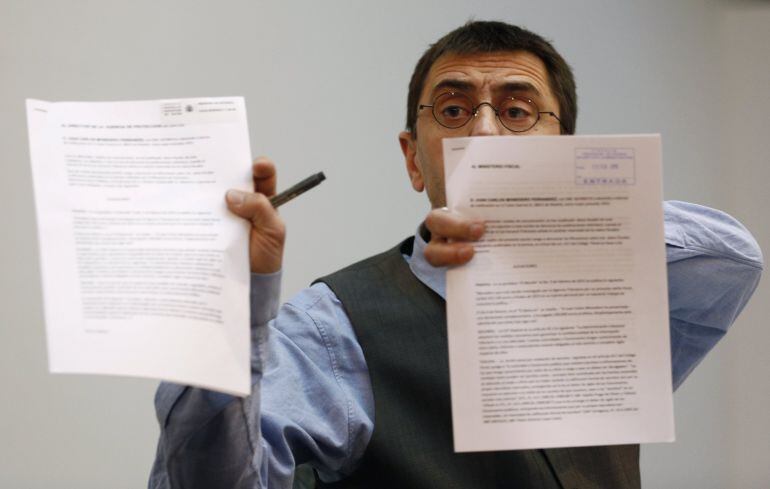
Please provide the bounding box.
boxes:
[469,103,503,136]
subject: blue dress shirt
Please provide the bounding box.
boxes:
[149,201,762,489]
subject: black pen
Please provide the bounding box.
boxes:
[269,172,326,208]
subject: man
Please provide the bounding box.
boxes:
[149,21,762,488]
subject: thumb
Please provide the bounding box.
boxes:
[226,189,281,229]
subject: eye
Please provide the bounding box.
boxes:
[432,92,474,128]
[441,104,471,120]
[499,97,537,129]
[504,106,530,120]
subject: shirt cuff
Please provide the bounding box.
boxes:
[250,270,282,327]
[663,200,763,266]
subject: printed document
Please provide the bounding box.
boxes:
[26,97,252,395]
[444,135,674,451]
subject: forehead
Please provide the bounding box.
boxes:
[422,51,554,101]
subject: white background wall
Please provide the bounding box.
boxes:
[1,1,767,487]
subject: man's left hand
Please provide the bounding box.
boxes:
[423,207,485,267]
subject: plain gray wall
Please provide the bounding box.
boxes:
[1,1,767,487]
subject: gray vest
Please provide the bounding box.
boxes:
[315,237,641,489]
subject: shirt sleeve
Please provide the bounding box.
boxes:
[664,201,763,390]
[148,274,374,489]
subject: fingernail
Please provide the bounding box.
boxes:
[226,189,245,206]
[469,223,484,239]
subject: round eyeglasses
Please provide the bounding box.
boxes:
[418,92,563,133]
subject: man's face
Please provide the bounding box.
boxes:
[399,50,563,208]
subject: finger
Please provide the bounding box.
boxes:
[252,156,277,196]
[423,240,475,267]
[424,208,485,241]
[225,189,283,230]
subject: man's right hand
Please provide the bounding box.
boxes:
[225,156,286,274]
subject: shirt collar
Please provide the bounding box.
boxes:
[405,225,447,299]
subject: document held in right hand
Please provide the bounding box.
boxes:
[444,135,674,452]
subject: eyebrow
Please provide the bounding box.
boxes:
[496,81,543,98]
[431,79,474,94]
[430,79,544,98]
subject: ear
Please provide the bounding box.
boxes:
[399,130,424,193]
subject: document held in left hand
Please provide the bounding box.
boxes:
[26,97,252,395]
[444,134,675,451]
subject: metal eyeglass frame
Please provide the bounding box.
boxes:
[418,91,564,133]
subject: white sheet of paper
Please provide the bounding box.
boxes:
[444,134,674,451]
[26,97,252,395]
